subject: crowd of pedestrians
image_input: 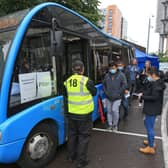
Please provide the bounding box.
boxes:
[103,58,165,155]
[64,59,166,168]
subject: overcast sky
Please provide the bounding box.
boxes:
[99,0,159,53]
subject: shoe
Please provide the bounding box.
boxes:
[76,160,89,168]
[112,126,118,132]
[138,103,142,107]
[66,156,76,163]
[139,146,155,155]
[123,113,128,119]
[143,140,156,148]
[107,126,113,130]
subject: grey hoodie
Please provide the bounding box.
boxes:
[103,71,127,101]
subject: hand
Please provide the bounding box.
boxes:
[136,74,140,79]
[138,93,143,98]
[125,90,129,94]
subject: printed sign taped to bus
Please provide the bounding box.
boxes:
[19,73,37,103]
[37,72,52,98]
[19,72,52,103]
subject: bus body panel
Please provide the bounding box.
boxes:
[0,96,65,163]
[0,91,103,164]
[0,139,25,163]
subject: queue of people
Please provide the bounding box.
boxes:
[64,59,165,168]
[103,59,165,156]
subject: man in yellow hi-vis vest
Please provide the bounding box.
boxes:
[64,60,97,168]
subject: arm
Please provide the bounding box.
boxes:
[102,75,109,95]
[142,88,160,101]
[86,79,97,96]
[63,83,68,114]
[125,67,131,88]
[120,73,127,93]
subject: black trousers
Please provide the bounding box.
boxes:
[67,117,93,165]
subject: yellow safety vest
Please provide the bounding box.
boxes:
[64,74,94,114]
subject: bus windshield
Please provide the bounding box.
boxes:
[0,9,29,87]
[0,30,15,85]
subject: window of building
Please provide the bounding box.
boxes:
[109,10,113,16]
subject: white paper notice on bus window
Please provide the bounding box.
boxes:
[37,71,52,98]
[19,73,37,103]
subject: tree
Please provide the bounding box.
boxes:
[0,0,101,26]
[0,0,39,16]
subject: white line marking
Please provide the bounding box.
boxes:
[92,128,162,140]
[161,101,168,168]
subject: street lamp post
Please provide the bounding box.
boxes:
[146,16,154,55]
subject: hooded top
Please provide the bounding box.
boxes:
[103,71,127,101]
[142,78,166,116]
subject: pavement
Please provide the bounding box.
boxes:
[1,86,167,168]
[162,83,168,168]
[46,98,164,168]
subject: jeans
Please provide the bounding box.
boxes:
[106,99,121,127]
[144,115,156,147]
[122,97,129,117]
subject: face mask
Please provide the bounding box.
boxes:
[118,66,123,71]
[109,69,117,74]
[147,76,153,82]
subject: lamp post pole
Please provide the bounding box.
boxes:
[146,18,151,55]
[146,16,154,55]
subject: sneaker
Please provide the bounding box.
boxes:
[107,126,113,130]
[76,160,89,168]
[66,156,76,163]
[138,103,142,107]
[123,113,128,119]
[66,157,75,163]
[112,126,118,132]
[139,146,155,155]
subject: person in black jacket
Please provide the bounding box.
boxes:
[137,60,151,107]
[117,60,130,119]
[103,61,127,131]
[139,67,165,155]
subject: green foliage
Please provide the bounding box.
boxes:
[0,0,101,26]
[159,57,168,62]
[150,50,168,62]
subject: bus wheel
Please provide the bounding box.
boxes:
[18,123,57,168]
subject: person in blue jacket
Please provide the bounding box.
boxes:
[126,58,140,97]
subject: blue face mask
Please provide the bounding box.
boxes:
[147,76,153,82]
[109,69,117,74]
[118,66,123,71]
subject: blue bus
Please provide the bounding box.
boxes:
[0,2,133,167]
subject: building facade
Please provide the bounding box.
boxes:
[105,5,122,38]
[100,5,127,40]
[121,17,128,40]
[156,0,168,54]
